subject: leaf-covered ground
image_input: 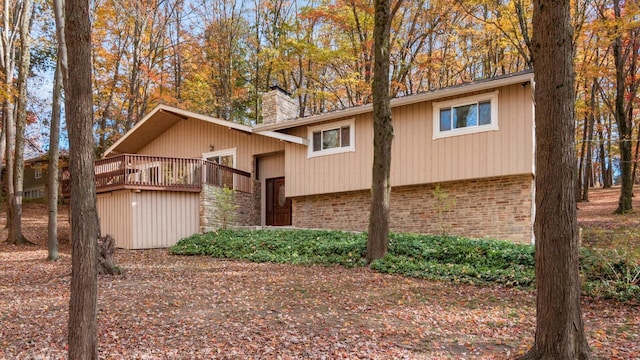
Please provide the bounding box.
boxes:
[1,191,639,359]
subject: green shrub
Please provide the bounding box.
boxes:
[579,247,640,302]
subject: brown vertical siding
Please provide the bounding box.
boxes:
[97,190,133,249]
[97,190,199,249]
[137,118,286,173]
[284,83,534,197]
[130,191,199,249]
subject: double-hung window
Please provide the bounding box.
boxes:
[308,119,355,157]
[432,91,499,139]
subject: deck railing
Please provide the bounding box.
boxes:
[202,159,252,193]
[61,154,252,196]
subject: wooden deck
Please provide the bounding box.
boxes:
[61,154,252,197]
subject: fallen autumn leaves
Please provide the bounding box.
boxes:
[1,246,638,359]
[1,199,639,359]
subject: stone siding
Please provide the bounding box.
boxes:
[200,182,261,232]
[291,175,534,243]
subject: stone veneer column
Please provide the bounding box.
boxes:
[199,184,261,233]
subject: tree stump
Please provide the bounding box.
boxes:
[97,235,121,275]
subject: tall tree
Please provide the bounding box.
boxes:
[48,0,67,261]
[519,0,591,358]
[1,0,19,234]
[65,0,100,357]
[610,0,638,213]
[8,0,33,245]
[47,58,63,261]
[366,0,400,264]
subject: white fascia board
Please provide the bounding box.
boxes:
[259,130,309,145]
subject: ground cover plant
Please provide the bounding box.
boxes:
[171,229,639,301]
[1,187,639,358]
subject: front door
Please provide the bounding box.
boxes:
[266,177,291,226]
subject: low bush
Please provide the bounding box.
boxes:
[580,247,640,302]
[171,229,367,267]
[372,234,535,287]
[170,229,640,302]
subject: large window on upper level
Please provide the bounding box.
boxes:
[432,91,499,139]
[34,163,43,179]
[308,119,355,158]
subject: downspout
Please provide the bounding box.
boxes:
[530,78,537,245]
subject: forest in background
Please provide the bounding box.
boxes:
[1,0,639,197]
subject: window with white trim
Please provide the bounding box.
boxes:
[432,91,499,139]
[34,163,42,179]
[308,119,355,157]
[203,148,237,188]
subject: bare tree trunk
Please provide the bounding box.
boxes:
[65,0,99,357]
[606,115,613,187]
[577,112,587,200]
[4,102,15,233]
[2,0,15,231]
[0,127,5,200]
[612,0,633,213]
[50,0,67,261]
[48,57,63,261]
[582,79,597,202]
[53,0,68,82]
[366,0,396,264]
[519,0,591,358]
[8,0,33,245]
[633,126,640,188]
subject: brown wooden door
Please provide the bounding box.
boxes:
[266,177,291,226]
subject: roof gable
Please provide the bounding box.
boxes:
[104,105,284,157]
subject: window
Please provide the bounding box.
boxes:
[34,163,42,179]
[308,119,355,157]
[432,91,499,139]
[203,148,237,187]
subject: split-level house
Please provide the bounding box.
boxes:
[67,70,535,249]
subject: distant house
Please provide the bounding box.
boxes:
[23,155,67,200]
[71,70,535,249]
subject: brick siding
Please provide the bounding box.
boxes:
[291,175,534,243]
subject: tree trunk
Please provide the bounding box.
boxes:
[576,111,587,200]
[0,0,15,227]
[65,0,100,357]
[8,0,33,246]
[605,115,613,188]
[97,235,121,275]
[48,57,63,261]
[0,124,5,201]
[582,79,597,202]
[366,0,394,264]
[633,127,640,189]
[4,101,15,233]
[519,0,591,359]
[612,0,633,213]
[53,0,68,82]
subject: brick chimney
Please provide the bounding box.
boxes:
[261,85,298,125]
